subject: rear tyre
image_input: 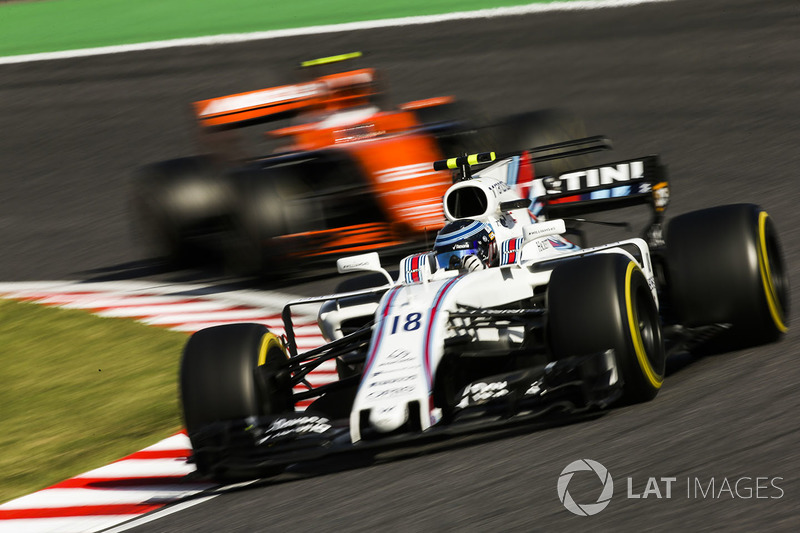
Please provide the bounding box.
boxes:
[132,156,233,265]
[180,323,292,477]
[664,204,788,345]
[547,254,665,404]
[225,165,323,276]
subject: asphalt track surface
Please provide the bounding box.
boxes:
[1,0,798,530]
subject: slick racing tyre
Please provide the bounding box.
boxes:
[180,323,292,477]
[547,253,665,404]
[225,164,324,276]
[664,204,789,345]
[132,156,233,265]
[491,108,591,177]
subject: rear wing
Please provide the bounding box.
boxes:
[532,155,669,219]
[192,68,377,129]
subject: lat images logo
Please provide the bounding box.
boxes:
[557,459,614,516]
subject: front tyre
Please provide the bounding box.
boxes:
[664,204,789,345]
[547,254,665,404]
[180,323,292,477]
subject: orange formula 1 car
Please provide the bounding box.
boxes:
[133,53,587,275]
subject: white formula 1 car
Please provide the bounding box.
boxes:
[179,136,788,480]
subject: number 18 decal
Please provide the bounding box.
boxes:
[388,312,422,334]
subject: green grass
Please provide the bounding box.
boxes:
[0,299,188,504]
[0,0,562,57]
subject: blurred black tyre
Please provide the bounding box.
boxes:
[133,156,233,265]
[548,254,665,404]
[491,108,591,177]
[225,165,322,276]
[664,203,789,344]
[180,323,292,476]
[413,100,486,157]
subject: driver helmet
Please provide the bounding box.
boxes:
[433,219,497,271]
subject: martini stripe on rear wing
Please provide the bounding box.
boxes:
[533,155,669,218]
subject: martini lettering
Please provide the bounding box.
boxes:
[531,161,646,197]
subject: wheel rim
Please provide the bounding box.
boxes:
[758,212,788,332]
[625,262,664,388]
[635,286,663,373]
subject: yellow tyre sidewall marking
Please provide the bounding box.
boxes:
[625,262,663,389]
[258,332,287,366]
[757,211,787,333]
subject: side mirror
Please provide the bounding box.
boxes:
[336,252,394,284]
[522,219,567,242]
[499,199,531,212]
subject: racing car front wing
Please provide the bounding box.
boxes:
[188,349,621,480]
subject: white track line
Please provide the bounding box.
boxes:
[99,494,222,533]
[0,0,675,65]
[0,515,141,533]
[1,486,215,510]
